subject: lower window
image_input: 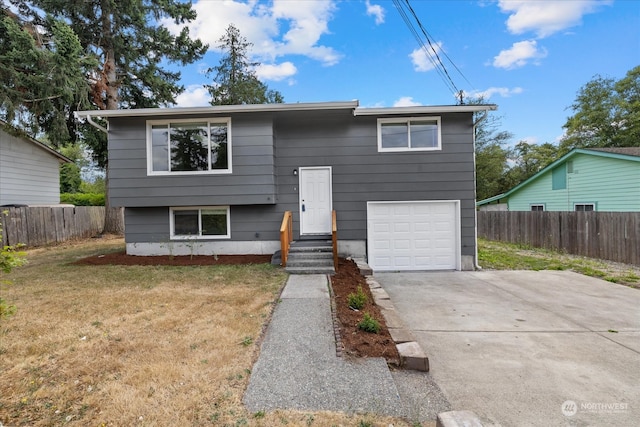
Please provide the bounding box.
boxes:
[530,204,545,211]
[170,207,230,239]
[574,203,595,212]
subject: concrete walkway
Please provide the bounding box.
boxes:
[243,274,450,421]
[376,270,640,427]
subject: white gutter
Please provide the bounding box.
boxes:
[354,104,497,116]
[75,100,360,119]
[85,114,108,134]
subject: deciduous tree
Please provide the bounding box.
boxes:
[560,66,640,151]
[470,97,513,200]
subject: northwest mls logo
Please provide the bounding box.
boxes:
[562,400,629,416]
[562,400,578,417]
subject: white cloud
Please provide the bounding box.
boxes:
[467,86,524,100]
[163,0,341,67]
[492,40,547,69]
[409,42,443,72]
[255,61,297,81]
[174,85,211,107]
[498,0,611,38]
[393,97,422,107]
[365,0,385,25]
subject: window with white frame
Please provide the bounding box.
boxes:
[377,117,441,152]
[170,207,230,239]
[574,203,595,212]
[530,204,545,211]
[148,118,231,174]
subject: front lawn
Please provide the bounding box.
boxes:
[478,238,640,287]
[0,237,413,426]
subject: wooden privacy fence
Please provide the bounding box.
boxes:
[477,211,640,266]
[1,206,105,247]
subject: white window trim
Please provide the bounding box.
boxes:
[530,204,545,211]
[169,206,231,240]
[377,116,442,152]
[146,117,233,176]
[574,203,596,212]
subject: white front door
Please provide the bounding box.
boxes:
[299,166,332,235]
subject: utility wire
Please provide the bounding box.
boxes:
[393,0,456,95]
[393,0,473,104]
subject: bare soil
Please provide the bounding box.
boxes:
[330,258,401,364]
[74,252,400,363]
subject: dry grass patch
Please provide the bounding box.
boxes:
[1,238,418,427]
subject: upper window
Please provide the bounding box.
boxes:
[574,203,595,212]
[377,117,441,152]
[147,118,231,175]
[170,206,230,239]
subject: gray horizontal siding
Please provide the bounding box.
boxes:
[119,108,478,259]
[272,111,477,256]
[125,205,281,243]
[0,129,61,205]
[108,114,276,207]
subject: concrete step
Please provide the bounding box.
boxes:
[287,251,333,260]
[286,258,335,268]
[283,240,336,274]
[289,245,332,253]
[285,266,335,275]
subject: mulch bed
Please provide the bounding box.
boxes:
[73,252,400,363]
[72,251,272,266]
[330,258,400,365]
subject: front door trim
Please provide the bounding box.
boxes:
[299,166,333,235]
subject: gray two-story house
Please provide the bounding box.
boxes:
[76,101,495,271]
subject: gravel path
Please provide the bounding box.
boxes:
[243,274,451,421]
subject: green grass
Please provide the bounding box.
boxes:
[478,238,640,287]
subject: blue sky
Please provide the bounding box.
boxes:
[164,0,640,147]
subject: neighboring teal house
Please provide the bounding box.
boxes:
[477,148,640,212]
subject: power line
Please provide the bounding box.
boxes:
[392,0,472,104]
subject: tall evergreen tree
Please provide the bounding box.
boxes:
[8,0,207,232]
[0,8,91,147]
[207,24,283,105]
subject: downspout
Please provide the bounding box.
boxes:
[473,111,490,270]
[85,114,108,134]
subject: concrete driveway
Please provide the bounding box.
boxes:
[375,270,640,427]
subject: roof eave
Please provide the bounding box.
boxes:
[354,104,497,116]
[476,194,507,206]
[0,119,72,163]
[74,101,361,119]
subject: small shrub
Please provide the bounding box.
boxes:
[357,312,380,334]
[1,215,27,319]
[347,286,367,310]
[60,192,105,206]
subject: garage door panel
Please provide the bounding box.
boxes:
[393,239,411,250]
[367,201,459,271]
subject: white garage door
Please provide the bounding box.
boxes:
[367,201,460,271]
